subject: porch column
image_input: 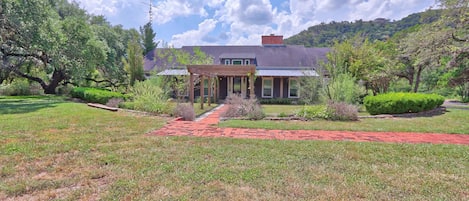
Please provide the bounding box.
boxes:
[214,77,218,103]
[200,75,204,109]
[249,73,255,98]
[280,77,284,98]
[190,72,194,106]
[208,77,212,106]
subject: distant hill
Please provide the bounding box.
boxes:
[284,10,442,47]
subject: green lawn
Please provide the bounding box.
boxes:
[220,108,469,134]
[262,104,304,116]
[1,96,468,200]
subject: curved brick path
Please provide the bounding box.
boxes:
[149,105,469,145]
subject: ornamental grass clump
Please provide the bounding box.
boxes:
[173,103,196,121]
[222,94,265,120]
[326,101,358,121]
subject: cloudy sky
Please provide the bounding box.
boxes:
[72,0,436,47]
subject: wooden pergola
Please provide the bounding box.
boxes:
[187,65,256,109]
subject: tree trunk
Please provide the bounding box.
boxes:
[13,67,66,94]
[413,66,423,93]
[43,69,67,94]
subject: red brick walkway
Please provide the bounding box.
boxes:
[149,105,469,145]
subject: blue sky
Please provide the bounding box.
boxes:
[72,0,436,47]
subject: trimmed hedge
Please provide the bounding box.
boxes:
[260,98,293,105]
[364,92,445,115]
[71,87,127,104]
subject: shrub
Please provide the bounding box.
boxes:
[364,92,445,115]
[259,98,292,105]
[277,112,288,117]
[70,87,126,104]
[118,101,136,110]
[131,80,171,114]
[322,73,365,104]
[173,103,195,121]
[296,102,358,121]
[296,105,330,120]
[0,79,35,96]
[106,98,124,108]
[222,94,265,120]
[327,102,358,121]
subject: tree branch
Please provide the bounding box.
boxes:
[452,33,468,42]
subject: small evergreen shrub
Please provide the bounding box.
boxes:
[222,94,265,120]
[259,98,292,105]
[173,103,195,121]
[70,87,125,104]
[364,92,445,115]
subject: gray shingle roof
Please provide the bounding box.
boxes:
[144,45,330,73]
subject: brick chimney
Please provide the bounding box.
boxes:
[262,34,283,45]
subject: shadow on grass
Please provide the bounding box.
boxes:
[0,97,61,114]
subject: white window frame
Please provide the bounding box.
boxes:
[262,77,273,98]
[244,59,250,65]
[203,79,213,97]
[288,78,299,98]
[232,59,243,65]
[224,59,231,65]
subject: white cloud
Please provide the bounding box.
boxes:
[170,19,218,47]
[74,0,434,47]
[348,0,433,21]
[153,0,226,25]
[70,0,133,16]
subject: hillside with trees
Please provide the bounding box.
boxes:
[296,1,468,103]
[285,9,442,47]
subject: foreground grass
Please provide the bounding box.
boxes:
[220,108,469,134]
[1,96,468,200]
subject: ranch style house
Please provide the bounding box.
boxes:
[144,35,330,105]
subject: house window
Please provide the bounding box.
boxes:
[245,59,250,65]
[232,59,243,65]
[203,79,212,96]
[224,59,231,65]
[262,77,273,98]
[289,78,299,98]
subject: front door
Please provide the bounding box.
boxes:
[227,76,248,98]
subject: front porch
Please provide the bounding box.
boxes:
[187,65,256,109]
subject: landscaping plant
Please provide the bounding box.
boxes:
[130,80,171,114]
[173,103,196,121]
[222,94,265,120]
[364,92,445,115]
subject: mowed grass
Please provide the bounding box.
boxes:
[220,108,469,134]
[262,104,304,116]
[1,96,469,200]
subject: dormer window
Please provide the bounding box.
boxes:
[232,59,243,65]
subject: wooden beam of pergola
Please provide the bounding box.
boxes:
[188,65,256,108]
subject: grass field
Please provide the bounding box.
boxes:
[1,96,468,200]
